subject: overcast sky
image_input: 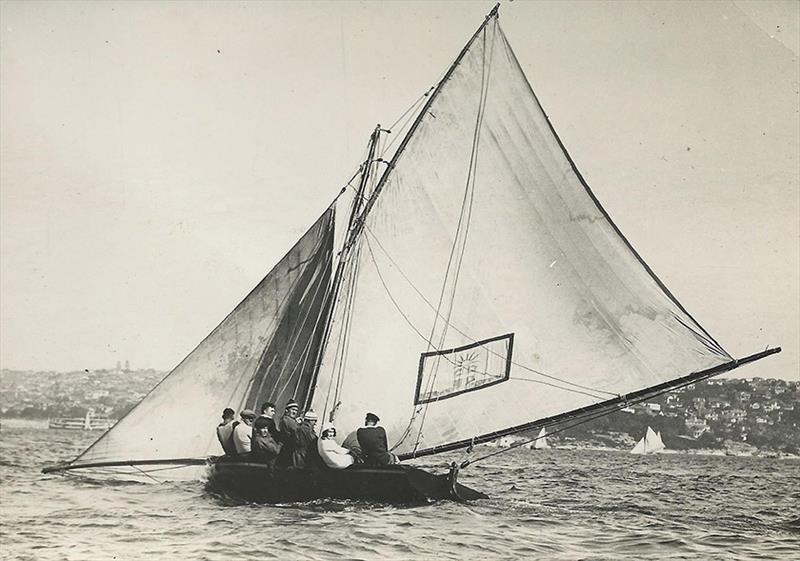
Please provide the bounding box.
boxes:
[1,1,797,381]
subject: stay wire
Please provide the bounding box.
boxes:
[415,24,496,450]
[363,224,617,398]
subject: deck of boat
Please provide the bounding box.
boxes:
[206,458,487,504]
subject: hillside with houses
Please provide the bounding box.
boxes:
[1,368,797,455]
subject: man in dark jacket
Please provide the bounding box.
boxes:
[251,416,281,471]
[257,400,280,441]
[295,409,320,469]
[277,399,301,468]
[356,412,396,466]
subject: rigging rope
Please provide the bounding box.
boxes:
[362,225,617,397]
[414,22,498,451]
[361,233,611,403]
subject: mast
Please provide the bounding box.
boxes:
[303,124,383,410]
[343,3,501,251]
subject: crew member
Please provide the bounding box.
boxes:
[356,412,397,465]
[232,409,256,455]
[216,407,237,455]
[257,401,280,441]
[277,399,301,467]
[318,425,355,469]
[251,416,281,470]
[296,409,320,468]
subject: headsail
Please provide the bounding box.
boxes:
[64,208,335,470]
[310,10,739,460]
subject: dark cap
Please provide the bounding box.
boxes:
[222,407,235,419]
[365,412,380,423]
[254,417,271,430]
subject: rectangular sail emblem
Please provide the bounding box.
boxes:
[415,333,514,404]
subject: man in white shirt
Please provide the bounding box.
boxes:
[232,409,256,454]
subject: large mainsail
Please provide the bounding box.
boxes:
[68,209,334,468]
[309,12,737,459]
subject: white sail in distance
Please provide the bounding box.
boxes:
[631,426,665,455]
[310,13,731,459]
[533,428,549,450]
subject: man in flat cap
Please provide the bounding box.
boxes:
[356,412,396,466]
[232,409,256,455]
[294,409,320,469]
[277,399,301,467]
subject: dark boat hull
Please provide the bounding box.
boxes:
[206,460,487,504]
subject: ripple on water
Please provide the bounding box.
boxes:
[3,433,800,560]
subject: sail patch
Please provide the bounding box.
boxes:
[415,333,514,404]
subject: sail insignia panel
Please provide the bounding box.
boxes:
[415,333,513,404]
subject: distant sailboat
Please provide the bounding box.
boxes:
[532,427,549,450]
[42,4,779,503]
[631,427,665,455]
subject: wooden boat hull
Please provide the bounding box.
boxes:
[206,459,487,504]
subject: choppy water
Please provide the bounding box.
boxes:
[1,424,798,560]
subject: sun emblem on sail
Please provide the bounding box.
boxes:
[415,333,514,404]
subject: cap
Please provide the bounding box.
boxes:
[365,412,380,423]
[240,409,256,419]
[254,417,271,430]
[303,410,318,421]
[285,399,299,411]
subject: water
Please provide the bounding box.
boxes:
[1,424,798,560]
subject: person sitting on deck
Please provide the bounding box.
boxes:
[231,409,256,455]
[341,429,363,462]
[251,416,281,470]
[317,425,355,469]
[356,412,397,466]
[257,401,280,441]
[296,409,321,469]
[276,399,301,467]
[216,407,237,456]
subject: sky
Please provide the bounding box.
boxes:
[1,0,798,381]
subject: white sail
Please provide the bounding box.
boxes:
[631,426,664,455]
[533,427,549,450]
[310,14,730,459]
[71,210,335,467]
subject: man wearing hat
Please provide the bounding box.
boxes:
[356,412,396,466]
[277,399,301,467]
[216,407,237,456]
[232,409,256,455]
[295,409,320,469]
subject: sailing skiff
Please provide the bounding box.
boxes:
[43,4,779,504]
